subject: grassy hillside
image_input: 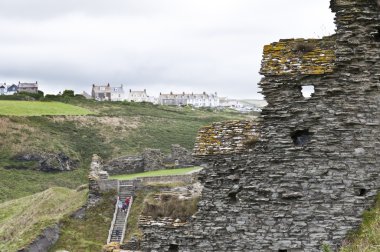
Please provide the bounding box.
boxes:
[0,101,93,116]
[0,187,87,252]
[0,100,250,203]
[51,191,116,252]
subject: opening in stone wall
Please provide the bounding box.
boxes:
[373,28,380,42]
[228,191,239,204]
[278,249,288,252]
[357,188,367,196]
[301,85,315,98]
[228,184,241,204]
[168,244,179,252]
[291,129,313,146]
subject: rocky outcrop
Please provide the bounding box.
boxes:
[142,148,165,171]
[103,155,145,175]
[104,145,195,175]
[10,152,78,172]
[168,144,195,166]
[17,224,60,252]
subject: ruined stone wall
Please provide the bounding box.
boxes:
[140,1,380,251]
[104,146,195,175]
[193,120,260,156]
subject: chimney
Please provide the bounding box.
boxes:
[144,89,146,93]
[130,89,131,93]
[170,91,173,95]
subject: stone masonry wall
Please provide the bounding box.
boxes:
[104,145,194,175]
[140,1,380,251]
[193,120,260,156]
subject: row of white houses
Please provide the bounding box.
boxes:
[91,84,223,108]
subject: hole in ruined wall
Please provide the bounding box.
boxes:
[228,191,239,204]
[357,188,368,196]
[291,129,313,146]
[373,28,380,42]
[301,85,315,98]
[228,184,241,204]
[168,244,179,252]
[278,250,288,252]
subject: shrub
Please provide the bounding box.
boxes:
[294,42,316,54]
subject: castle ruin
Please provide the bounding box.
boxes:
[139,1,380,251]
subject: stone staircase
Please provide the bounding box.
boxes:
[107,180,135,244]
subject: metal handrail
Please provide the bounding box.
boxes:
[120,196,133,243]
[107,180,120,244]
[107,198,119,244]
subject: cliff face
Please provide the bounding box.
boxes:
[140,1,380,251]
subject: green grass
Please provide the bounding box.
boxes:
[0,100,249,251]
[51,191,116,252]
[0,165,87,203]
[0,187,87,252]
[0,101,93,116]
[340,194,380,252]
[0,101,245,203]
[110,167,202,180]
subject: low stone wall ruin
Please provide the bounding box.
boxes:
[103,145,195,175]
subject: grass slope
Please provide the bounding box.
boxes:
[0,100,249,203]
[110,167,202,180]
[0,101,93,116]
[50,191,116,252]
[0,187,87,252]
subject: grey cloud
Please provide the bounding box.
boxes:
[0,0,335,99]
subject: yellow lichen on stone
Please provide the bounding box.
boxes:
[260,38,335,76]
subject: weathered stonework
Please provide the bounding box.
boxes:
[193,120,260,156]
[140,1,380,251]
[169,144,195,167]
[104,145,195,175]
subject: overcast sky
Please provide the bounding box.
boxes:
[0,0,335,99]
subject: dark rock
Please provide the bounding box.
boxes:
[17,224,60,252]
[70,207,86,219]
[12,152,78,172]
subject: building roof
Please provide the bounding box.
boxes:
[130,91,146,94]
[7,84,18,91]
[260,37,336,76]
[93,84,124,93]
[19,82,38,88]
[159,92,218,99]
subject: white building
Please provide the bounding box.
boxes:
[91,84,125,101]
[127,89,155,103]
[0,83,6,95]
[219,97,243,108]
[159,92,219,107]
[0,83,19,95]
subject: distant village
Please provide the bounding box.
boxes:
[0,82,263,112]
[87,83,262,112]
